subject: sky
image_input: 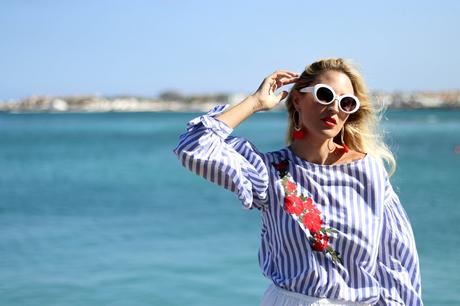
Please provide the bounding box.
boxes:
[1,0,459,101]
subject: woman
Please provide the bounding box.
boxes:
[173,58,423,305]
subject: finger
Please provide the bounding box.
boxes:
[262,72,298,94]
[277,90,289,101]
[278,75,299,83]
[270,80,278,94]
[260,77,277,93]
[268,70,298,80]
[285,71,300,76]
[273,70,299,76]
[262,79,275,96]
[276,75,299,87]
[284,76,300,84]
[274,75,300,86]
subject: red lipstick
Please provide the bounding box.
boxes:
[321,117,337,126]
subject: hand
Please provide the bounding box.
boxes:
[251,70,299,111]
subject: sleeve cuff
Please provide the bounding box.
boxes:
[186,104,233,139]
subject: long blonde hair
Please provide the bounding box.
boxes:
[285,58,397,177]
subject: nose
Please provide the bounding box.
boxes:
[327,99,340,114]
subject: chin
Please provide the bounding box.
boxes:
[307,124,339,140]
[319,128,338,136]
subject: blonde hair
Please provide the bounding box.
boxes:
[285,58,397,177]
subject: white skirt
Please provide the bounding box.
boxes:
[260,283,371,306]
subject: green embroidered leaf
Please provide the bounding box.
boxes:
[323,227,338,234]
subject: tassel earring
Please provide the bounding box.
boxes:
[340,126,349,153]
[292,110,305,139]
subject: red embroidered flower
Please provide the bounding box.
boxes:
[312,232,329,251]
[302,197,314,210]
[284,195,304,216]
[287,181,296,193]
[302,211,322,232]
[276,159,342,264]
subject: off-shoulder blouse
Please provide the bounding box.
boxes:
[173,104,423,305]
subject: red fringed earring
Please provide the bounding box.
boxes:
[340,126,349,153]
[292,110,305,139]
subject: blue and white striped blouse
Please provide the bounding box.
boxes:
[173,104,423,305]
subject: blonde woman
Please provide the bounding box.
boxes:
[173,58,423,305]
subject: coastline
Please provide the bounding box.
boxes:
[1,91,460,113]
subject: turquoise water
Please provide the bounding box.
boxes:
[1,109,459,305]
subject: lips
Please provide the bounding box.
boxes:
[321,117,337,125]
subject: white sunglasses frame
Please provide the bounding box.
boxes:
[298,83,360,114]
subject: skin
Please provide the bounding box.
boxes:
[290,70,366,165]
[215,69,365,166]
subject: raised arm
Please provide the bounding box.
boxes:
[173,70,299,210]
[216,70,299,128]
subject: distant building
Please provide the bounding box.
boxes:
[0,90,459,113]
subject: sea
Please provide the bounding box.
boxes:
[1,108,459,306]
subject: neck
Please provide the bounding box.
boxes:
[290,135,337,165]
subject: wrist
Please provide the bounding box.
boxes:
[247,94,263,113]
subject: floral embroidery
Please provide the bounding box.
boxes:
[272,159,343,265]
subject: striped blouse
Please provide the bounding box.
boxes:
[173,104,423,305]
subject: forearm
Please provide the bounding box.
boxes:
[215,95,261,129]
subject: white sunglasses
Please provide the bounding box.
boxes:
[298,83,360,114]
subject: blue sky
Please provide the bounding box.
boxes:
[1,0,459,101]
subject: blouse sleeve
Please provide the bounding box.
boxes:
[375,177,423,305]
[172,104,270,210]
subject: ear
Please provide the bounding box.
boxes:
[291,90,302,110]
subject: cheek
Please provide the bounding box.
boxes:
[300,108,318,122]
[300,99,321,116]
[338,113,349,124]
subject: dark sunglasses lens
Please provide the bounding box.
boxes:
[316,87,334,103]
[340,97,358,112]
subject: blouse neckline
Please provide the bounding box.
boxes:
[285,146,369,168]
